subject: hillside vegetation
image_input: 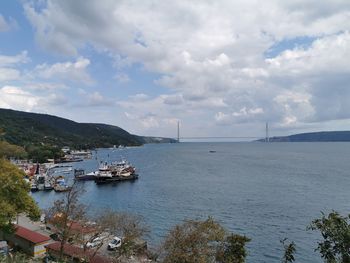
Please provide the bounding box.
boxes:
[260,131,350,142]
[0,108,175,150]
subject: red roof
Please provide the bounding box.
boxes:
[46,242,111,263]
[15,225,51,244]
[69,221,96,234]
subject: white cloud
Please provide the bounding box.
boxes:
[0,51,29,82]
[0,51,29,66]
[0,86,38,111]
[114,72,130,83]
[129,93,149,101]
[0,68,21,82]
[0,14,17,32]
[21,0,350,136]
[33,57,94,85]
[72,91,113,107]
[0,85,69,110]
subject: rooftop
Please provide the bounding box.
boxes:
[15,225,51,244]
[46,242,111,263]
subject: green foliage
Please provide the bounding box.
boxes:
[0,159,40,230]
[281,238,296,263]
[96,210,149,257]
[216,234,251,263]
[309,211,350,263]
[0,108,144,149]
[46,182,87,260]
[26,144,63,163]
[162,217,226,263]
[0,252,42,262]
[0,141,27,159]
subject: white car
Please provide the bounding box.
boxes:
[107,237,122,250]
[86,236,106,248]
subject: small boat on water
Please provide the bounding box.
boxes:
[30,181,38,192]
[54,176,71,192]
[44,181,54,191]
[74,169,96,181]
[36,174,46,190]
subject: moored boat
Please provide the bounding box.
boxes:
[54,176,71,192]
[74,169,96,181]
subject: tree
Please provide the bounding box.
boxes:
[26,144,63,163]
[46,181,87,260]
[216,234,251,263]
[0,251,43,263]
[96,209,149,258]
[0,141,27,159]
[162,217,226,263]
[0,158,40,231]
[309,211,350,263]
[280,238,296,263]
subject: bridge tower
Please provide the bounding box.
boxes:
[177,121,180,143]
[265,122,269,142]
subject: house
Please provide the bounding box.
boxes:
[1,225,52,257]
[46,215,97,242]
[46,242,111,263]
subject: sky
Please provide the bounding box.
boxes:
[0,0,350,139]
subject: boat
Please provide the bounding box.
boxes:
[94,173,138,185]
[74,169,96,181]
[44,180,54,190]
[30,181,38,192]
[36,174,46,190]
[54,176,71,192]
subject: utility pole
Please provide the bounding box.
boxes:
[177,121,180,143]
[265,122,269,143]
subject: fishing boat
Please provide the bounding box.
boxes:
[30,181,38,192]
[54,176,71,192]
[36,174,46,190]
[44,181,54,191]
[74,169,96,181]
[94,173,139,184]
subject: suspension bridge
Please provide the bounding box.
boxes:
[174,122,270,142]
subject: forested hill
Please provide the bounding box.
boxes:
[261,131,350,142]
[0,108,175,149]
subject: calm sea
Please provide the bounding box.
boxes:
[33,142,350,262]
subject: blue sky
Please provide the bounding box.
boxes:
[0,1,350,139]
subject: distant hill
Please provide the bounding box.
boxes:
[259,131,350,142]
[0,108,176,149]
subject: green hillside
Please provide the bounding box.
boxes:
[258,131,350,142]
[0,108,174,149]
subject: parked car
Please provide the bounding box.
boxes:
[86,236,106,248]
[0,241,8,256]
[107,237,122,250]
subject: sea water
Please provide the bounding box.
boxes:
[33,142,350,262]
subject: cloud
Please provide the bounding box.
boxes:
[0,68,21,82]
[0,51,29,82]
[22,0,350,135]
[114,72,130,83]
[73,91,113,107]
[32,57,94,85]
[0,51,29,66]
[129,93,149,101]
[0,14,17,32]
[0,85,67,112]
